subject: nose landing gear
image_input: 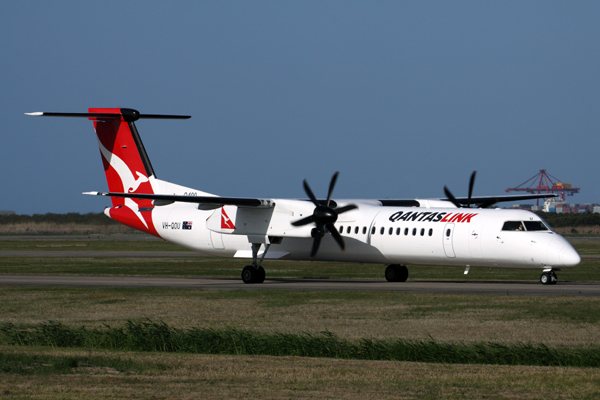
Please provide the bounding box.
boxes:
[540,269,558,285]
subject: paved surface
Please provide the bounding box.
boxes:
[0,274,598,296]
[1,251,598,260]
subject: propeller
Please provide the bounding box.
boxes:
[443,171,477,208]
[291,172,358,258]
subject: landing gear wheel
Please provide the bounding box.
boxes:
[242,265,257,284]
[242,265,266,284]
[540,271,558,285]
[256,266,265,284]
[540,273,550,285]
[385,264,408,282]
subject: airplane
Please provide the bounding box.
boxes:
[27,108,581,285]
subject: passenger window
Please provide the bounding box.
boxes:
[428,228,433,236]
[347,226,351,234]
[502,221,524,231]
[380,227,385,235]
[396,228,401,235]
[412,228,417,236]
[340,225,344,233]
[389,227,393,235]
[363,227,367,234]
[420,228,425,236]
[355,226,359,234]
[372,227,376,235]
[404,228,409,236]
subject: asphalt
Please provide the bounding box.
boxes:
[0,274,598,296]
[1,251,598,260]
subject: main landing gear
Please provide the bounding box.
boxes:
[540,269,558,285]
[385,264,409,282]
[242,243,270,284]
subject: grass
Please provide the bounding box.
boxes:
[2,346,599,399]
[0,350,145,375]
[1,238,600,397]
[0,237,184,252]
[3,320,600,367]
[1,286,599,347]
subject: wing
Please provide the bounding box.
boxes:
[84,191,274,209]
[378,193,557,208]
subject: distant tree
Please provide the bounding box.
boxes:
[535,211,600,228]
[0,212,121,226]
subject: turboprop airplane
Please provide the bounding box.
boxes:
[27,108,581,285]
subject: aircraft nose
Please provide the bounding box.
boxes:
[546,237,581,267]
[561,245,581,267]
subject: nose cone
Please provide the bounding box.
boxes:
[547,237,581,267]
[561,244,581,267]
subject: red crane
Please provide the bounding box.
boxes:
[506,169,580,205]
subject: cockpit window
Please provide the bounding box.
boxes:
[502,220,550,232]
[537,216,555,232]
[502,221,524,231]
[524,221,549,231]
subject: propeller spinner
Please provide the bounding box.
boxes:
[291,172,358,258]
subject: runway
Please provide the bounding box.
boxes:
[0,274,599,296]
[1,251,598,259]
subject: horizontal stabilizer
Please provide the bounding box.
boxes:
[26,108,190,121]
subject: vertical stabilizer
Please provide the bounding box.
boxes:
[26,108,191,237]
[90,108,160,235]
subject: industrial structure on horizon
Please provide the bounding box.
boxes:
[505,169,597,213]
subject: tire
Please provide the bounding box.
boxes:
[242,265,256,284]
[396,265,409,282]
[256,266,265,283]
[385,265,397,282]
[540,272,551,285]
[385,265,408,282]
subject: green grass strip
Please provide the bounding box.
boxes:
[2,320,599,367]
[0,351,144,375]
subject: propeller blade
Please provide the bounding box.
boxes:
[444,186,462,208]
[335,204,358,215]
[326,172,339,207]
[327,223,345,252]
[291,215,316,227]
[303,180,320,207]
[310,233,323,258]
[467,171,476,208]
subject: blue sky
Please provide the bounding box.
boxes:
[2,1,599,214]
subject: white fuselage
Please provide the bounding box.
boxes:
[134,199,580,270]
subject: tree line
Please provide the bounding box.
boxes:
[535,212,600,228]
[0,213,120,226]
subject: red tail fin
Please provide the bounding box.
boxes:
[90,108,158,236]
[27,107,190,237]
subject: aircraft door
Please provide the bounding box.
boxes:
[210,231,225,249]
[443,223,456,258]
